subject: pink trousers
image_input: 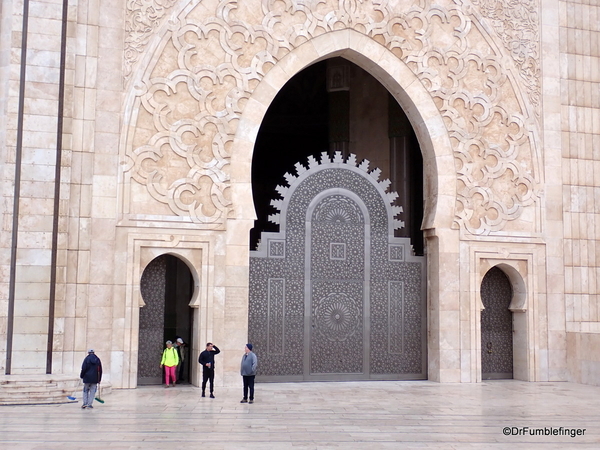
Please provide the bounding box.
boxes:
[164,365,177,386]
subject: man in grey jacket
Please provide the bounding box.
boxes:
[240,343,258,403]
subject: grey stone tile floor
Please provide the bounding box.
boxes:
[1,380,599,449]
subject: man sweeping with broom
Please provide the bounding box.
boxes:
[80,349,103,409]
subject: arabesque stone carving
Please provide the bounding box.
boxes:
[124,0,179,80]
[124,0,541,233]
[470,0,541,111]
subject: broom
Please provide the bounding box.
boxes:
[94,385,105,404]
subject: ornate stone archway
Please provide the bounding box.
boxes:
[120,0,543,383]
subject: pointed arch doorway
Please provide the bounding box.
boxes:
[248,57,427,381]
[138,254,194,385]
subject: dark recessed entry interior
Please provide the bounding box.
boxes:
[251,57,424,255]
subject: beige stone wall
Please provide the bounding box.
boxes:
[567,332,600,386]
[61,0,124,382]
[558,0,600,385]
[560,0,600,329]
[0,0,70,375]
[4,0,600,388]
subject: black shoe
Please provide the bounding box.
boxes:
[249,400,254,404]
[81,405,86,409]
[202,392,205,397]
[240,398,248,403]
[88,405,93,409]
[210,393,215,398]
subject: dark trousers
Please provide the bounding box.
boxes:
[178,361,185,382]
[202,369,215,393]
[242,375,255,400]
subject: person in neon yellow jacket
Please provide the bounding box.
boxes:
[160,340,179,387]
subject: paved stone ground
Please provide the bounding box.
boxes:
[0,380,598,449]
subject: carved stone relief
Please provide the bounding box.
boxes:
[124,0,541,234]
[469,0,540,110]
[124,0,179,80]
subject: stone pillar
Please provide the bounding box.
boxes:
[327,60,350,158]
[426,228,461,382]
[388,96,413,238]
[542,0,566,383]
[64,0,126,385]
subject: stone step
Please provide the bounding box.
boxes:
[0,384,60,393]
[1,396,78,405]
[2,386,75,396]
[0,382,59,388]
[0,375,111,405]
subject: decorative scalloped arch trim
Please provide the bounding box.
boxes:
[268,151,405,234]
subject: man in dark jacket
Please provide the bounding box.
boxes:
[80,349,102,409]
[198,342,220,398]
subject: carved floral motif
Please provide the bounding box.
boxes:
[124,0,541,233]
[469,0,541,110]
[124,0,178,80]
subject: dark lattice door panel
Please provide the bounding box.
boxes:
[139,256,167,384]
[481,267,514,379]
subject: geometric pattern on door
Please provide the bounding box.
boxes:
[481,266,514,379]
[138,256,168,384]
[249,152,427,381]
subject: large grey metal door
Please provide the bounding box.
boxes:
[249,153,426,381]
[481,267,513,379]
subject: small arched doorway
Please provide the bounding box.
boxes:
[138,254,194,385]
[481,266,514,380]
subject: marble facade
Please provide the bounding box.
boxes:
[0,0,598,391]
